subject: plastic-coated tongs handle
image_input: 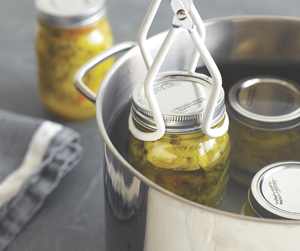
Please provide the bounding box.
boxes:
[129,0,229,141]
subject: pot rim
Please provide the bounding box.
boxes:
[96,15,300,225]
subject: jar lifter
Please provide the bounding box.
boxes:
[73,0,229,140]
[128,0,229,141]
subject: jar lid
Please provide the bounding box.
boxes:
[131,71,226,134]
[227,76,300,130]
[249,161,300,220]
[35,0,106,28]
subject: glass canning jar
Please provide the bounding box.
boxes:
[35,0,114,120]
[227,76,300,186]
[127,72,231,207]
[241,161,300,220]
[241,200,259,217]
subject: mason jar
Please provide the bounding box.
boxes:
[127,72,231,207]
[227,76,300,186]
[241,161,300,220]
[35,0,114,120]
[241,200,259,217]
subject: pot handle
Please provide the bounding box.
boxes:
[73,42,138,103]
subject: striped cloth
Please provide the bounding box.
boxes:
[0,110,82,250]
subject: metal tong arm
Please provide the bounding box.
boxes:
[129,0,228,141]
[137,0,205,71]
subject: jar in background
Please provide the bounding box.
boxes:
[241,161,300,220]
[127,72,231,207]
[35,0,114,120]
[227,76,300,186]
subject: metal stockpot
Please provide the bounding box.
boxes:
[74,16,300,251]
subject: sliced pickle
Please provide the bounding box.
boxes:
[147,141,188,169]
[174,137,203,157]
[197,153,211,170]
[198,139,221,171]
[205,169,222,185]
[205,140,222,163]
[144,141,154,152]
[216,133,230,153]
[175,157,201,171]
[174,143,200,157]
[187,174,206,193]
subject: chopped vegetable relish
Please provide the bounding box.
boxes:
[35,17,114,120]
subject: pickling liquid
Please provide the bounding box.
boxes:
[107,60,300,214]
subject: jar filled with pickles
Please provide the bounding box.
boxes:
[227,76,300,186]
[35,0,114,120]
[127,72,231,207]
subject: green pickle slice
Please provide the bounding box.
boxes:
[128,130,231,207]
[147,141,188,169]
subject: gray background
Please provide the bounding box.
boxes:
[0,0,300,250]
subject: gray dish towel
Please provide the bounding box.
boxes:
[0,109,83,250]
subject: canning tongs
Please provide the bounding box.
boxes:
[129,0,229,141]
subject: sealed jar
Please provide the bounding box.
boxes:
[241,161,300,220]
[127,72,231,207]
[35,0,114,120]
[227,76,300,186]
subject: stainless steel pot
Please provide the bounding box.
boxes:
[74,16,300,251]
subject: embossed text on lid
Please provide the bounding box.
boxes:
[131,71,226,134]
[249,161,300,220]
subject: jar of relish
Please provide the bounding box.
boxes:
[227,76,300,186]
[35,0,114,120]
[128,72,231,207]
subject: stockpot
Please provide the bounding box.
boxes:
[74,16,300,251]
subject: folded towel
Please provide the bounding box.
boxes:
[0,109,83,250]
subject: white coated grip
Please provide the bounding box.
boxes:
[129,26,180,141]
[133,0,228,140]
[187,4,206,72]
[188,28,228,137]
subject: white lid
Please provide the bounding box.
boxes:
[249,161,300,220]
